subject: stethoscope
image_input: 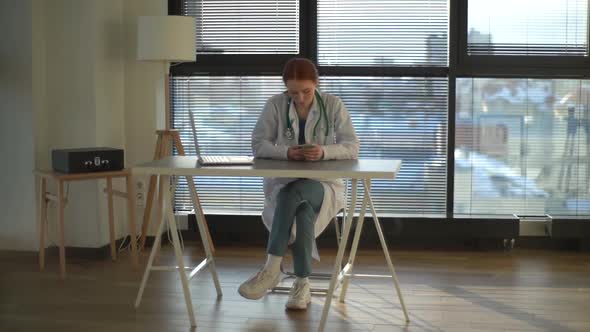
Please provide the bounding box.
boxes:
[285,90,330,141]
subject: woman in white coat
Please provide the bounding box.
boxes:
[238,58,360,310]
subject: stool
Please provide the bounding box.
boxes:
[34,169,139,279]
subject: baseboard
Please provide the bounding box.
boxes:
[40,214,588,258]
[546,216,590,238]
[44,236,128,260]
[185,214,529,250]
[182,213,590,251]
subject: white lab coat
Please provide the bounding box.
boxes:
[251,91,360,260]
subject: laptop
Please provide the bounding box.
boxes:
[188,110,254,166]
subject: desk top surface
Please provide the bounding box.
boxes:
[132,156,401,179]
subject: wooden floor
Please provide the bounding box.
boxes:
[1,245,590,332]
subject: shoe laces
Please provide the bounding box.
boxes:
[250,268,273,283]
[290,280,308,298]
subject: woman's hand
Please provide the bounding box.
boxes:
[287,146,305,161]
[302,144,324,161]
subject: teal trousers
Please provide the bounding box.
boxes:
[266,179,324,277]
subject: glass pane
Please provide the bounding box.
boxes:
[468,0,588,56]
[318,0,448,66]
[183,0,299,54]
[455,78,590,217]
[171,76,284,213]
[171,76,448,217]
[321,77,448,217]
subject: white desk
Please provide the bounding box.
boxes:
[132,156,409,331]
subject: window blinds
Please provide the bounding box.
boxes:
[171,76,448,217]
[467,0,588,56]
[317,0,449,66]
[170,76,279,214]
[182,0,299,54]
[322,77,448,216]
[455,78,590,216]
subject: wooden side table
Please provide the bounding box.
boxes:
[34,169,139,279]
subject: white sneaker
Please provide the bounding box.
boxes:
[285,278,311,310]
[238,268,281,300]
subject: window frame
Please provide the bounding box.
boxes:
[168,0,590,220]
[169,0,458,219]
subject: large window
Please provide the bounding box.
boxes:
[467,0,588,56]
[171,76,282,214]
[455,79,590,216]
[172,76,448,216]
[456,0,590,217]
[184,0,299,54]
[322,77,448,216]
[317,0,448,66]
[171,0,590,219]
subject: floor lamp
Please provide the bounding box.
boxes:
[136,16,213,252]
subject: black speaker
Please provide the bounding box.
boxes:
[52,147,124,173]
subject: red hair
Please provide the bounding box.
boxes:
[282,58,319,84]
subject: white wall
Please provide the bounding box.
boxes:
[0,0,37,251]
[44,0,104,248]
[0,0,167,251]
[33,0,48,172]
[95,0,128,241]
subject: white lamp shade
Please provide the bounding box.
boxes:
[137,16,196,62]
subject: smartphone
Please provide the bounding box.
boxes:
[301,144,315,150]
